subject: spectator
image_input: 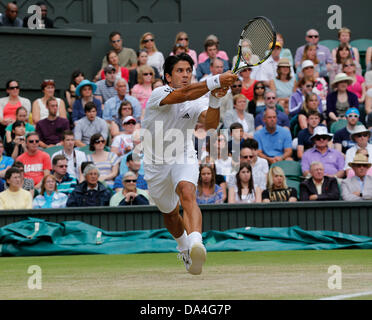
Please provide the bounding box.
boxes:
[33,175,68,209]
[111,116,136,158]
[199,57,225,82]
[5,106,34,144]
[128,49,160,90]
[255,90,290,131]
[297,92,326,131]
[254,108,293,165]
[203,157,227,203]
[139,32,165,77]
[84,133,120,189]
[0,80,31,130]
[4,120,26,159]
[109,171,150,206]
[110,100,135,138]
[277,33,294,66]
[16,132,51,190]
[74,101,108,147]
[262,166,297,202]
[228,163,262,203]
[52,155,78,195]
[101,31,137,70]
[341,153,372,201]
[0,168,32,210]
[51,130,87,180]
[0,139,14,181]
[247,81,266,116]
[32,80,67,124]
[72,79,102,124]
[326,73,359,123]
[103,78,141,123]
[170,31,198,66]
[239,67,257,101]
[332,27,360,64]
[270,58,295,114]
[346,149,372,178]
[228,122,245,164]
[65,70,85,114]
[196,164,224,205]
[344,125,372,176]
[207,132,233,179]
[343,59,366,107]
[198,34,229,64]
[0,2,23,27]
[296,43,328,79]
[224,94,254,139]
[294,29,333,70]
[300,161,340,201]
[330,43,362,83]
[196,40,229,81]
[94,65,119,104]
[113,152,147,191]
[219,79,244,123]
[333,107,360,154]
[36,97,70,149]
[96,50,129,83]
[301,126,345,179]
[9,161,34,197]
[67,164,112,207]
[297,110,323,160]
[131,65,155,116]
[23,2,54,29]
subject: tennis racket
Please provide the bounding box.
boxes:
[232,16,277,74]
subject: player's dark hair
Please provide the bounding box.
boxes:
[163,53,194,85]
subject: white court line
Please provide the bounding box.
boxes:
[318,291,372,300]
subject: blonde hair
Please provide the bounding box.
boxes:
[137,65,155,84]
[267,166,287,191]
[175,31,189,51]
[233,93,247,105]
[302,44,319,64]
[338,27,351,38]
[139,32,158,52]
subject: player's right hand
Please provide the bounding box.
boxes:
[219,71,238,89]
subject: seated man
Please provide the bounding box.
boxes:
[66,164,112,207]
[341,153,372,201]
[36,97,70,149]
[0,2,23,27]
[300,161,340,201]
[333,107,360,154]
[301,126,345,179]
[253,108,293,165]
[52,155,78,195]
[74,102,108,147]
[297,110,323,159]
[94,65,117,104]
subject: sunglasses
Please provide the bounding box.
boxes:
[57,165,68,168]
[143,73,153,76]
[124,179,137,183]
[344,64,354,67]
[307,35,319,38]
[305,84,314,88]
[347,114,359,118]
[355,133,370,138]
[124,121,136,125]
[352,164,370,168]
[28,139,40,144]
[232,84,242,88]
[178,37,188,41]
[266,97,276,100]
[143,38,154,43]
[256,86,265,89]
[94,139,105,144]
[241,155,254,159]
[315,136,330,141]
[8,86,19,90]
[111,39,121,43]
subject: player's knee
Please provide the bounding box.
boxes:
[177,183,196,203]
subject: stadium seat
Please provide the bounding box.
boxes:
[330,119,347,134]
[44,145,63,158]
[286,179,300,199]
[271,160,303,182]
[318,40,339,52]
[77,145,110,155]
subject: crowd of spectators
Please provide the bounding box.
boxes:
[1,2,372,210]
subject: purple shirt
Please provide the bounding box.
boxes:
[301,147,345,175]
[295,44,333,66]
[36,117,70,145]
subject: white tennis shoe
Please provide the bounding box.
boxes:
[178,242,207,275]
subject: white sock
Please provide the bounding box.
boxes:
[188,231,203,247]
[175,230,189,252]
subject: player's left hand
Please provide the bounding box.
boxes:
[211,87,229,98]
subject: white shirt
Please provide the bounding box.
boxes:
[147,51,165,77]
[142,85,208,165]
[52,149,87,179]
[111,133,133,157]
[252,56,295,81]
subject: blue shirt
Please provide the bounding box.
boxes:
[103,95,141,122]
[195,58,230,81]
[0,156,14,171]
[254,108,290,129]
[254,125,292,158]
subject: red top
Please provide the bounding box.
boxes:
[3,101,22,120]
[241,80,257,101]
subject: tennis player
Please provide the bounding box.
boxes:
[141,53,237,275]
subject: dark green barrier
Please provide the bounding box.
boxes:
[0,201,371,237]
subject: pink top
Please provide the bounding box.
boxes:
[198,50,229,64]
[3,101,22,120]
[131,84,152,109]
[347,167,372,178]
[347,75,365,99]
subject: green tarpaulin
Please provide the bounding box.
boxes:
[1,217,372,257]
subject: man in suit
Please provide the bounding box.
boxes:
[341,153,372,201]
[300,161,340,201]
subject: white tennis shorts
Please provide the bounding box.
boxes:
[144,162,199,213]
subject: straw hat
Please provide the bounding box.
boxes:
[348,153,371,168]
[331,72,353,88]
[278,58,291,67]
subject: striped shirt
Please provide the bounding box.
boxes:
[86,152,120,188]
[55,173,78,194]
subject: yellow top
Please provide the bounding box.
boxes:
[0,189,33,210]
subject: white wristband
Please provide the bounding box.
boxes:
[209,94,221,109]
[206,75,221,91]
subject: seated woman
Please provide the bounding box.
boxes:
[342,59,366,107]
[131,65,155,118]
[9,161,34,197]
[196,164,224,205]
[110,101,136,138]
[95,50,129,83]
[331,27,360,64]
[206,133,233,180]
[33,174,68,208]
[262,166,297,202]
[139,32,165,77]
[65,70,85,114]
[170,31,198,66]
[109,171,150,206]
[111,115,136,158]
[83,133,120,189]
[32,79,67,124]
[4,120,27,159]
[297,92,326,130]
[228,163,262,203]
[296,43,328,79]
[5,106,34,144]
[247,81,266,116]
[240,67,257,102]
